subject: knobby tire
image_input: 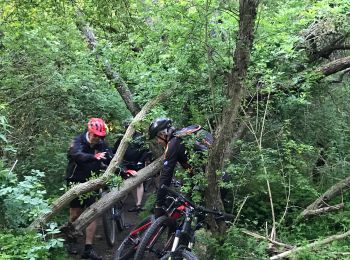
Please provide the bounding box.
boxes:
[160,249,198,260]
[113,215,153,260]
[134,216,176,260]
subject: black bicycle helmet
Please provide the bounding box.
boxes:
[148,117,172,139]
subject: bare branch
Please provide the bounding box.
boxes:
[328,68,350,83]
[301,203,344,217]
[316,56,350,76]
[75,9,141,116]
[72,158,163,231]
[242,230,294,250]
[299,175,350,219]
[270,230,350,260]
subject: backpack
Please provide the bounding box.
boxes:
[174,125,214,151]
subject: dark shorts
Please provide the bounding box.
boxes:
[67,181,99,209]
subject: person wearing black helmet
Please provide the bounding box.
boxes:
[114,120,152,213]
[148,118,191,217]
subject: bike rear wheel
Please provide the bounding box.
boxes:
[134,216,176,260]
[114,215,154,260]
[115,201,125,231]
[160,249,198,260]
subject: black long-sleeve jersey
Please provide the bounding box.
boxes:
[65,131,113,182]
[156,135,191,205]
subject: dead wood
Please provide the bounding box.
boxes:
[299,175,350,219]
[270,230,350,259]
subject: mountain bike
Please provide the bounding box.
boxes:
[134,185,233,260]
[114,215,155,260]
[113,183,189,259]
[100,189,127,247]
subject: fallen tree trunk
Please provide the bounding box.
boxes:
[301,203,344,218]
[72,157,162,232]
[28,92,168,230]
[317,55,350,76]
[299,176,350,219]
[270,230,350,260]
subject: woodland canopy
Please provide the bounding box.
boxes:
[0,0,350,259]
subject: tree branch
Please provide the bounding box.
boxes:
[301,203,344,217]
[72,158,163,232]
[316,55,350,76]
[75,9,141,116]
[270,230,350,259]
[299,175,350,219]
[242,230,294,250]
[328,68,350,83]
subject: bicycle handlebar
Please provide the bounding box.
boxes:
[161,184,233,221]
[161,184,196,207]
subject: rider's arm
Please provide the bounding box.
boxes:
[156,138,180,206]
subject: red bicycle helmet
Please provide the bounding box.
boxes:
[88,118,107,137]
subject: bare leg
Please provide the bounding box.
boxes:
[136,183,144,206]
[67,208,83,254]
[85,220,97,245]
[70,208,83,222]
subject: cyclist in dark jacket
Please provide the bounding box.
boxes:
[114,126,152,212]
[148,118,191,216]
[66,134,112,182]
[65,118,112,260]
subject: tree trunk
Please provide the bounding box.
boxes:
[317,55,350,76]
[204,0,259,233]
[75,10,141,116]
[299,175,350,218]
[270,229,350,260]
[73,158,162,232]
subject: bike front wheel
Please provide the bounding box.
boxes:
[160,249,199,260]
[134,215,176,260]
[114,215,154,260]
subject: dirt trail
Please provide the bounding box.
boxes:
[68,193,149,260]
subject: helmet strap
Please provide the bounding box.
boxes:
[157,135,168,143]
[86,132,92,144]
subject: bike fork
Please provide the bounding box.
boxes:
[170,230,181,252]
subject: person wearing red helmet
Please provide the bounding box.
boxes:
[65,118,112,260]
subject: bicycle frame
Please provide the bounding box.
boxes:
[129,221,153,238]
[168,206,201,253]
[158,185,233,257]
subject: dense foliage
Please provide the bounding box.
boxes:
[1,0,350,258]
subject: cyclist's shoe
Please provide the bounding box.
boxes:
[128,205,144,213]
[66,242,79,254]
[81,246,102,260]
